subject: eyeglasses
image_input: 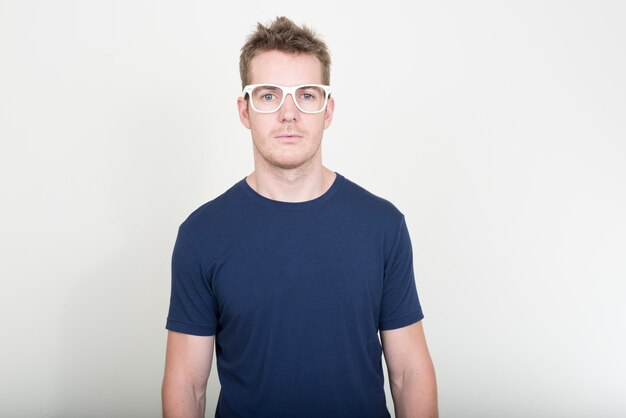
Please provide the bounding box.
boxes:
[242,84,331,114]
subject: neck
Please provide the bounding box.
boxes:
[246,162,336,203]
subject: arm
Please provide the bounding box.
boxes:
[381,321,438,418]
[162,331,215,418]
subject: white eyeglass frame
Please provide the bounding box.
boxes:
[242,83,332,114]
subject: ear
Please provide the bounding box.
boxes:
[323,96,335,130]
[237,96,251,129]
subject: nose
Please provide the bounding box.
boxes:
[279,93,298,122]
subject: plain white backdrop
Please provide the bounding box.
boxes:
[1,1,625,417]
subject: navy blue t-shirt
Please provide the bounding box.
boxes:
[166,173,423,418]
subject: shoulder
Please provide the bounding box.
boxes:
[335,174,411,260]
[336,174,405,224]
[178,179,246,238]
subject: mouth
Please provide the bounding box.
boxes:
[275,134,303,140]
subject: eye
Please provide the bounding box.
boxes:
[252,86,281,102]
[299,90,319,101]
[297,86,323,102]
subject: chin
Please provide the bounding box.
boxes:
[269,158,310,170]
[255,141,322,171]
[263,152,316,170]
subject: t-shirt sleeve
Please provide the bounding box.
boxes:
[165,227,218,336]
[379,216,424,330]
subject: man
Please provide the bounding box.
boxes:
[162,17,438,418]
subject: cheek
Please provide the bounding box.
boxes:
[249,117,273,139]
[307,118,326,137]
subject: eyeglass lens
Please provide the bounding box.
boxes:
[250,85,326,113]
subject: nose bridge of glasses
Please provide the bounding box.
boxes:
[280,87,299,110]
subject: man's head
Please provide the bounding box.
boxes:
[237,17,335,172]
[239,16,331,89]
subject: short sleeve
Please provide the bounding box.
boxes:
[165,228,218,336]
[379,216,424,330]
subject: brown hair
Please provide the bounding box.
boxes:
[239,16,331,88]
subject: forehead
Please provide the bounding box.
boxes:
[248,50,323,86]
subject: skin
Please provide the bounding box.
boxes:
[162,333,213,418]
[237,50,336,203]
[382,322,439,418]
[162,49,438,418]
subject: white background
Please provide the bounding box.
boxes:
[1,1,625,417]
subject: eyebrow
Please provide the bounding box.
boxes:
[256,85,281,91]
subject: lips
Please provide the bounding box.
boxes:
[275,134,303,139]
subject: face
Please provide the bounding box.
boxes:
[237,50,334,170]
